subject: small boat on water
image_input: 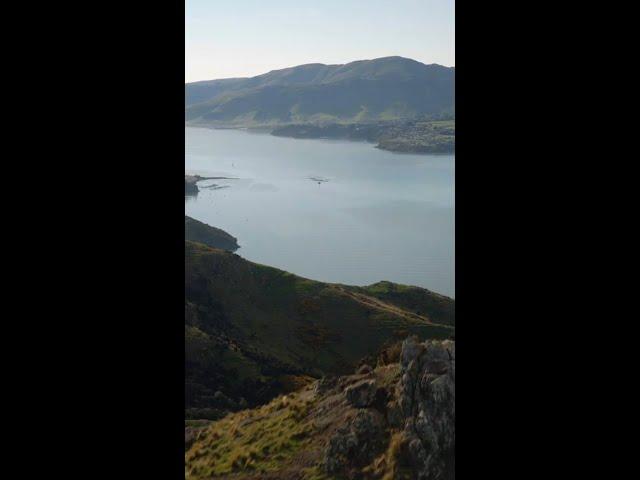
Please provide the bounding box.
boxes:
[308,176,329,184]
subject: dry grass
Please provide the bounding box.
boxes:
[186,389,317,479]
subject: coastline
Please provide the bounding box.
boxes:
[185,174,237,195]
[185,121,455,155]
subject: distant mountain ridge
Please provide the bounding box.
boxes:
[185,56,454,126]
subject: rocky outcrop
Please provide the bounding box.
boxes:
[315,376,338,395]
[325,409,388,475]
[323,338,455,480]
[396,337,455,479]
[186,337,455,480]
[345,379,378,408]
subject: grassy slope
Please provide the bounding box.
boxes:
[347,280,455,327]
[186,362,404,480]
[185,216,239,252]
[186,387,321,479]
[185,241,454,416]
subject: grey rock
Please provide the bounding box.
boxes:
[323,339,455,479]
[315,376,338,395]
[386,400,404,429]
[345,379,377,408]
[324,409,387,475]
[401,336,424,368]
[398,339,455,479]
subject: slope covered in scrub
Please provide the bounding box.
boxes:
[185,241,454,419]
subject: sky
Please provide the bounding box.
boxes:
[185,0,455,83]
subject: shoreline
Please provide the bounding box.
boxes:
[185,122,455,155]
[185,174,238,195]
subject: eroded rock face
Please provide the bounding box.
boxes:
[397,338,455,480]
[345,379,378,408]
[323,338,455,480]
[325,409,388,475]
[315,376,338,395]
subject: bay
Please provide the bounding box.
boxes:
[185,127,455,297]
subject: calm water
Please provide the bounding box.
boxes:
[185,127,455,297]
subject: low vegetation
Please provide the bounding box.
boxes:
[376,119,454,153]
[186,338,455,480]
[185,240,454,419]
[271,118,454,154]
[186,389,318,478]
[348,280,455,326]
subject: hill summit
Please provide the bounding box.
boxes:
[185,57,454,126]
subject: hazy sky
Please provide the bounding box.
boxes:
[186,0,455,82]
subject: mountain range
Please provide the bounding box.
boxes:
[185,56,454,126]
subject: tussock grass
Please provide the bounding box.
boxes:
[186,392,316,479]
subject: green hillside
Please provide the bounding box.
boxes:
[185,216,239,251]
[185,57,454,126]
[185,240,454,420]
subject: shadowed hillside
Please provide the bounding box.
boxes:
[185,216,239,252]
[185,57,454,126]
[185,240,454,420]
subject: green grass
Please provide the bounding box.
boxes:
[186,392,317,478]
[185,241,454,412]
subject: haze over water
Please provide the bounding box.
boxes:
[185,127,455,297]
